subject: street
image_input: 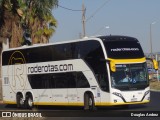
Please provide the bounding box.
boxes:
[0,91,159,117]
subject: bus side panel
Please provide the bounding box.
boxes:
[2,66,16,104]
[99,91,111,106]
[2,86,16,104]
[2,64,31,104]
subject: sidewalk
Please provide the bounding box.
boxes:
[150,89,160,92]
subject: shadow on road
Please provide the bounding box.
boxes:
[4,104,147,111]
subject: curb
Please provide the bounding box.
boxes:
[150,89,160,92]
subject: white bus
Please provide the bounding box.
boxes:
[1,35,152,110]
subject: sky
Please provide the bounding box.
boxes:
[51,0,160,53]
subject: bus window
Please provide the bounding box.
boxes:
[67,73,76,88]
[76,73,90,88]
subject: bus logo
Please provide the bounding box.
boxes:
[7,51,27,93]
[2,112,11,117]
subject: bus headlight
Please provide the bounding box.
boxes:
[141,90,150,101]
[144,90,150,96]
[113,92,122,98]
[112,92,126,102]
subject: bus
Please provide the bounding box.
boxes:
[1,35,155,110]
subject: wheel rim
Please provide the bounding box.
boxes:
[89,97,93,106]
[28,98,33,107]
[20,98,23,105]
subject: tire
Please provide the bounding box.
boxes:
[25,94,33,109]
[84,93,96,111]
[16,94,24,108]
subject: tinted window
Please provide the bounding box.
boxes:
[76,73,90,88]
[67,73,76,88]
[55,75,68,88]
[28,74,55,89]
[77,41,109,92]
[2,44,75,65]
[102,37,144,59]
[2,40,103,65]
[28,72,89,89]
[54,44,67,60]
[27,46,53,63]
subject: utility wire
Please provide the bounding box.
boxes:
[54,3,82,11]
[86,0,112,22]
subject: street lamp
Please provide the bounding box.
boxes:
[150,21,159,81]
[93,26,110,36]
[105,26,110,35]
[150,21,156,58]
[105,26,110,29]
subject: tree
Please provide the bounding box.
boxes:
[0,0,58,48]
[0,0,23,47]
[17,0,58,44]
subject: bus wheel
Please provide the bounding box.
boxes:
[84,93,96,111]
[25,94,33,109]
[16,94,24,108]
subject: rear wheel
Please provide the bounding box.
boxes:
[84,93,96,111]
[16,94,24,108]
[25,94,33,109]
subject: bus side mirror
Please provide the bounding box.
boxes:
[110,61,116,72]
[153,59,158,70]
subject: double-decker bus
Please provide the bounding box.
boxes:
[1,35,154,110]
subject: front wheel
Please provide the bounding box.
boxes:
[25,95,33,109]
[84,93,96,111]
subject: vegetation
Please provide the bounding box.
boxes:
[0,0,59,102]
[150,79,160,90]
[0,0,58,48]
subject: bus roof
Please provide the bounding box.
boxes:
[2,37,101,52]
[98,35,138,42]
[2,35,138,52]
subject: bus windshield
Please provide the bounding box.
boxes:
[111,63,149,90]
[101,36,144,59]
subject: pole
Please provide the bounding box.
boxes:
[82,2,86,38]
[156,54,159,81]
[150,22,156,58]
[150,23,153,58]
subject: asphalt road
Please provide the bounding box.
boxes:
[0,91,160,118]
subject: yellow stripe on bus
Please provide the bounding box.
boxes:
[108,57,146,64]
[3,101,16,104]
[3,100,149,106]
[33,102,84,106]
[96,100,149,106]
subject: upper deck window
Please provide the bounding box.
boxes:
[100,36,144,59]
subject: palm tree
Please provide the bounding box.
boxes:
[0,0,58,94]
[0,0,23,47]
[0,0,58,48]
[17,0,58,44]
